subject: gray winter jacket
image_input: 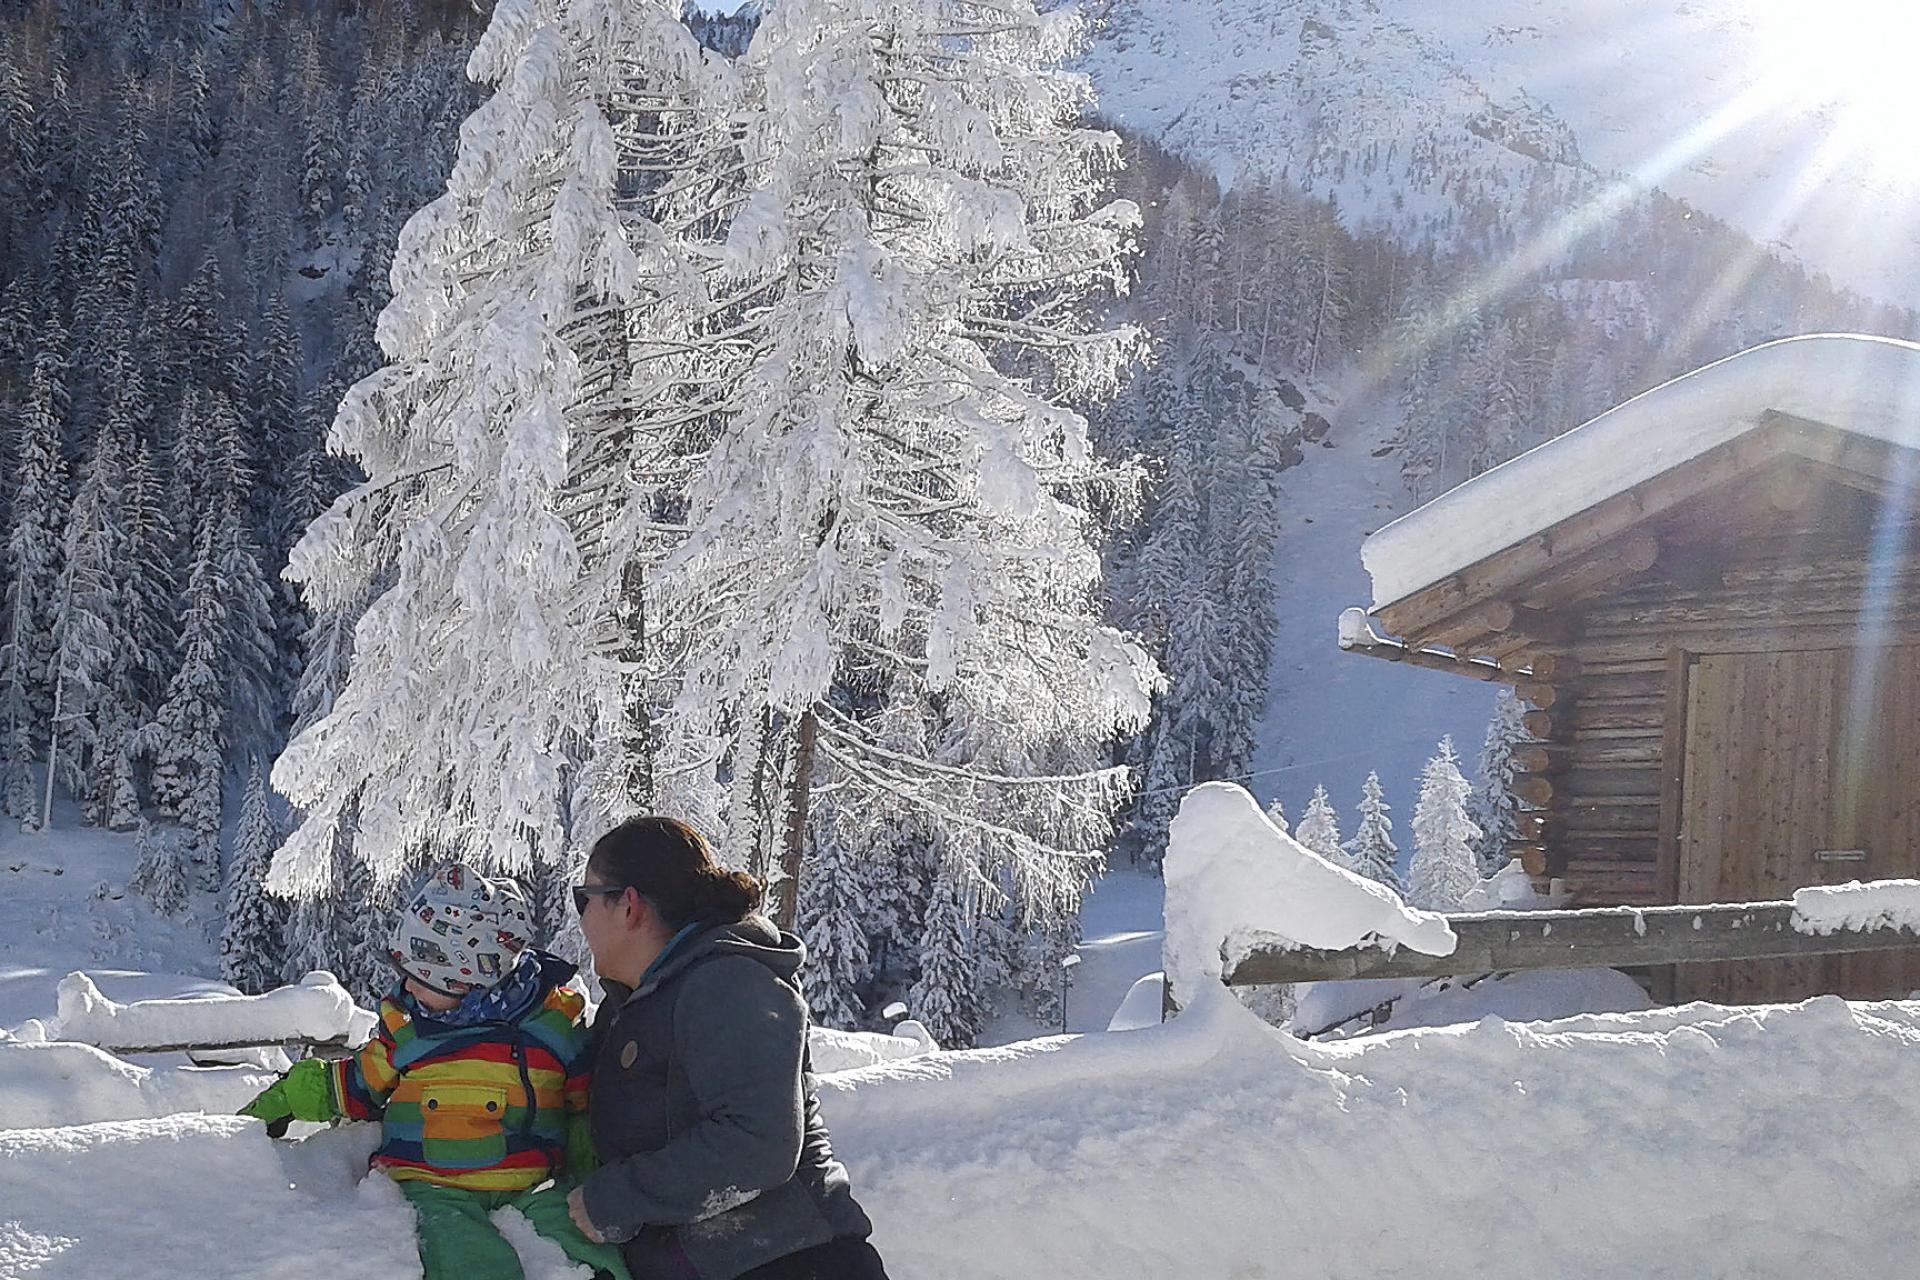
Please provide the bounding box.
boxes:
[579,915,874,1280]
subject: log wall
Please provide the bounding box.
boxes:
[1529,552,1920,905]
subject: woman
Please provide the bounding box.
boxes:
[566,815,889,1280]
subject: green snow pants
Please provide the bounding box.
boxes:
[398,1179,631,1280]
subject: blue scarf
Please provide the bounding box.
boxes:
[414,950,549,1028]
[638,922,705,990]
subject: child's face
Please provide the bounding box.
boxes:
[405,977,463,1012]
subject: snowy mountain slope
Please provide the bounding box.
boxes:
[1079,0,1920,308]
[1251,379,1497,838]
[1082,0,1590,245]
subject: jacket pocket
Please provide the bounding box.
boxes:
[418,1082,511,1164]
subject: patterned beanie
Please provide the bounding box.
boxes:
[388,863,535,997]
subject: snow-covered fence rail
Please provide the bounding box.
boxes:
[1224,886,1920,986]
[47,971,375,1057]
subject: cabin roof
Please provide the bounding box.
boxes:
[1362,334,1920,612]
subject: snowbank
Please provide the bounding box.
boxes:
[50,969,375,1051]
[0,1040,278,1129]
[1792,879,1920,936]
[13,989,1920,1276]
[1105,972,1166,1031]
[1364,334,1920,606]
[810,1023,939,1074]
[829,990,1920,1278]
[1162,782,1454,1006]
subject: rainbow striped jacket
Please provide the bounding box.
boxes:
[330,952,593,1191]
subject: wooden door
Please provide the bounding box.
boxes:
[1676,647,1920,1003]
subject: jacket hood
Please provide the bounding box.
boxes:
[609,914,806,1004]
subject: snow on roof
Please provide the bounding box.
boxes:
[1362,334,1920,609]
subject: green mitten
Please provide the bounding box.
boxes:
[565,1110,599,1177]
[238,1058,337,1138]
[238,1080,294,1138]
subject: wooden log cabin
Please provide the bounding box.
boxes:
[1344,334,1920,1004]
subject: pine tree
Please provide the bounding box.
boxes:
[1408,737,1483,911]
[0,323,70,823]
[42,414,125,826]
[222,764,286,994]
[1265,796,1289,835]
[1294,783,1343,863]
[798,814,872,1030]
[908,867,984,1049]
[1343,771,1403,892]
[144,514,231,885]
[1471,688,1528,876]
[130,817,188,916]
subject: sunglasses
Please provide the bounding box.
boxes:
[572,884,629,915]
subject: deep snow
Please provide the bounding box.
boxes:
[12,989,1920,1278]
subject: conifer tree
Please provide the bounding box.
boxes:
[43,414,125,826]
[1343,771,1403,892]
[1294,783,1343,864]
[1264,796,1289,835]
[908,867,984,1049]
[1408,737,1483,911]
[0,324,70,823]
[144,514,231,884]
[222,764,286,994]
[798,814,872,1030]
[1472,688,1528,876]
[130,817,189,916]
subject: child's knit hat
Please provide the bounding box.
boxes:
[389,862,535,997]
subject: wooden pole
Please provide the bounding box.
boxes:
[1222,900,1920,986]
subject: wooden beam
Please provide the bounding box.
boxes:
[1511,744,1570,775]
[92,1035,354,1057]
[1515,682,1558,710]
[1505,843,1549,876]
[1221,900,1920,986]
[1520,531,1662,607]
[1374,428,1788,639]
[1525,653,1581,682]
[1336,608,1514,684]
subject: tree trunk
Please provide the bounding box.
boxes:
[615,557,653,808]
[773,705,818,931]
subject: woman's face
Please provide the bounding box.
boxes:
[575,864,632,967]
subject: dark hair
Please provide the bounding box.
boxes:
[587,815,763,928]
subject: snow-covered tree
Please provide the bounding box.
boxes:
[222,764,286,994]
[144,515,232,884]
[798,813,872,1030]
[1294,783,1343,863]
[908,866,986,1048]
[1343,771,1403,892]
[1264,797,1289,835]
[269,0,735,898]
[1471,688,1528,876]
[654,0,1155,929]
[130,817,189,916]
[0,323,69,823]
[1408,737,1482,911]
[42,415,124,827]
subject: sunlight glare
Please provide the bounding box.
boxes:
[1752,0,1920,120]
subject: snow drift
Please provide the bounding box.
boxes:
[11,990,1920,1277]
